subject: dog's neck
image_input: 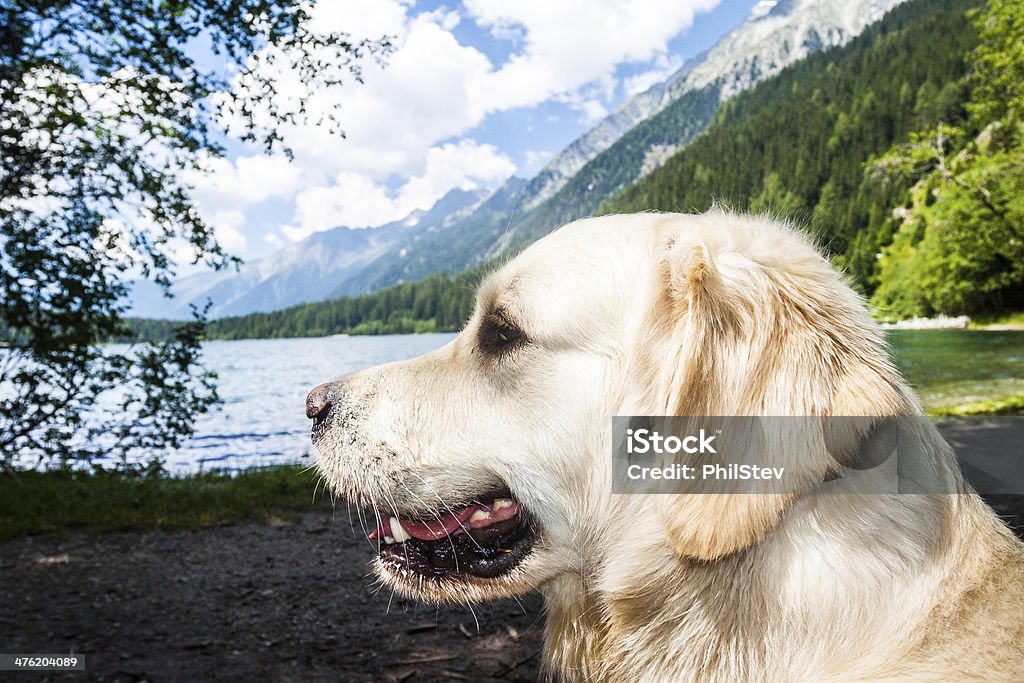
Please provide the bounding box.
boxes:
[538,490,1006,681]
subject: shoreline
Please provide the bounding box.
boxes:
[0,466,327,542]
[879,315,971,330]
[4,404,1023,542]
[119,316,1024,344]
[878,315,1024,331]
[927,395,1024,417]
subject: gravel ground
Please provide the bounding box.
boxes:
[3,496,1022,682]
[0,512,545,682]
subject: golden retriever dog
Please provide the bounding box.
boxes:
[307,211,1024,681]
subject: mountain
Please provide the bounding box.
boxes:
[324,0,912,290]
[520,60,704,212]
[129,187,491,319]
[331,177,529,297]
[128,0,982,341]
[133,0,911,320]
[498,0,910,252]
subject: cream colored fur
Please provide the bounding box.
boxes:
[313,211,1024,681]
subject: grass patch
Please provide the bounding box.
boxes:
[0,465,332,543]
[927,394,1024,417]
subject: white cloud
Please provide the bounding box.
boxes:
[524,149,553,165]
[188,154,300,203]
[293,174,399,235]
[195,0,722,251]
[235,3,495,183]
[398,140,515,212]
[179,154,296,259]
[624,54,685,96]
[279,223,310,243]
[578,99,609,124]
[209,209,248,253]
[307,0,409,37]
[238,0,722,184]
[291,139,515,235]
[464,0,721,110]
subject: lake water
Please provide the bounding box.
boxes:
[149,333,457,473]
[889,329,1024,408]
[115,330,1024,472]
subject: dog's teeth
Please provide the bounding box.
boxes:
[470,509,491,523]
[384,536,395,544]
[493,499,514,510]
[390,518,412,543]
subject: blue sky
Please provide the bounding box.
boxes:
[189,0,759,263]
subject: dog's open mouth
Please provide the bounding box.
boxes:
[369,497,535,580]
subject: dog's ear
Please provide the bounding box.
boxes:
[636,225,916,561]
[656,491,795,561]
[635,231,841,561]
[636,237,737,418]
[630,235,790,560]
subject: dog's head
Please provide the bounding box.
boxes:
[309,211,915,602]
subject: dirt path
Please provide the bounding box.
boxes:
[4,495,1024,682]
[0,512,545,682]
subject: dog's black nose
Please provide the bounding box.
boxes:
[305,383,335,420]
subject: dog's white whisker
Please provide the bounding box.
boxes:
[413,488,462,573]
[398,478,467,573]
[345,501,357,537]
[381,489,416,571]
[408,472,487,555]
[465,598,480,634]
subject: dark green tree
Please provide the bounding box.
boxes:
[870,0,1024,317]
[0,1,390,469]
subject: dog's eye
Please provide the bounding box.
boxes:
[479,313,526,354]
[494,323,521,344]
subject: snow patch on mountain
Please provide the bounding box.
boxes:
[676,0,905,100]
[526,0,908,206]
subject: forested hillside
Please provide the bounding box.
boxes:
[602,0,980,292]
[126,269,485,341]
[505,86,722,250]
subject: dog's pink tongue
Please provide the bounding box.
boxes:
[398,505,481,540]
[367,500,521,541]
